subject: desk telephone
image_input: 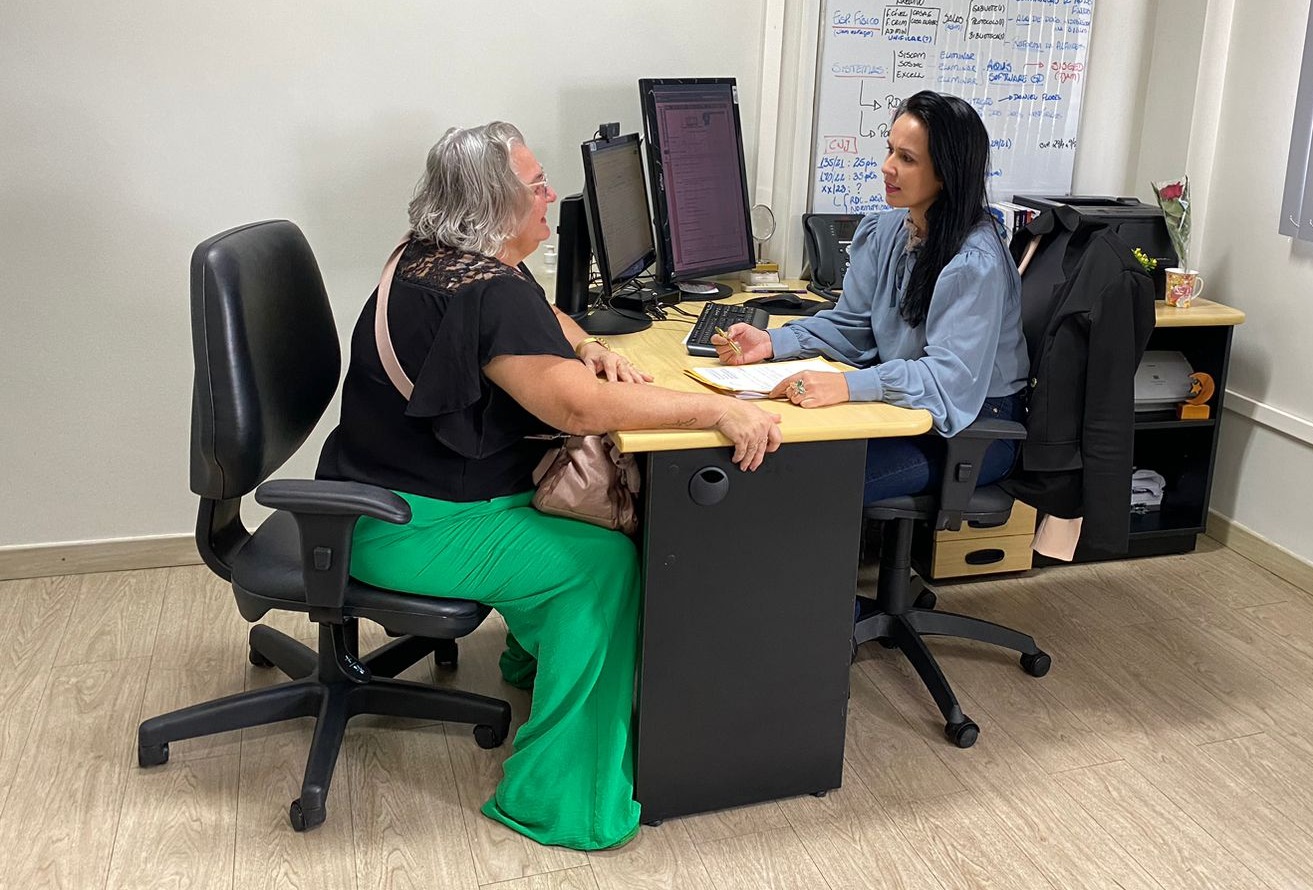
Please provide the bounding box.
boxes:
[802,213,862,300]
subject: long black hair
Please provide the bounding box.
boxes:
[894,91,991,328]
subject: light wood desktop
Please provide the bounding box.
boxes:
[1152,296,1245,328]
[607,290,932,452]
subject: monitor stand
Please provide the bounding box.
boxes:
[675,280,733,301]
[577,305,651,335]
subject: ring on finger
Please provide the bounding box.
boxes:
[795,379,807,396]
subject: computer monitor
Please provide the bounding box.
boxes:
[639,77,756,299]
[581,133,658,299]
[553,133,655,335]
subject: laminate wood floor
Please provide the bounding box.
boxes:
[2,537,1311,889]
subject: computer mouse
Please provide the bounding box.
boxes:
[746,293,828,316]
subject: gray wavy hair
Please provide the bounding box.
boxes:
[408,121,533,257]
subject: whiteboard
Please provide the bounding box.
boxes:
[811,0,1094,214]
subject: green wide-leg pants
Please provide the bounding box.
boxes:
[350,490,641,851]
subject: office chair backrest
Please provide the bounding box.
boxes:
[1011,205,1116,365]
[189,220,340,501]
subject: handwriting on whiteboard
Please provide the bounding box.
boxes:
[812,0,1094,213]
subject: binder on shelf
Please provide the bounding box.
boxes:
[988,202,1038,245]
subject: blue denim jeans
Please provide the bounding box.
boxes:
[863,392,1026,504]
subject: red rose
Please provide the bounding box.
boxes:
[1159,183,1183,201]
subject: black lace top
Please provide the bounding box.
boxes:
[317,239,577,502]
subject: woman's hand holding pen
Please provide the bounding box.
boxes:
[579,342,653,384]
[768,371,850,409]
[713,400,782,471]
[711,323,773,366]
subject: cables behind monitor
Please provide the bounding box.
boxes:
[807,281,841,302]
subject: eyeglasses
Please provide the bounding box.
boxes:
[524,175,551,198]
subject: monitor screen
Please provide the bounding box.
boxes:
[639,78,755,284]
[580,133,656,298]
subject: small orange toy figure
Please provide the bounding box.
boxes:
[1178,371,1215,420]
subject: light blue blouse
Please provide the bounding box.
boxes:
[769,209,1028,436]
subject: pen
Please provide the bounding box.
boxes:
[714,326,742,358]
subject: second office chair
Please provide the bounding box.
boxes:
[137,219,512,831]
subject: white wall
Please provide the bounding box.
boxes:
[0,0,765,547]
[1070,0,1155,195]
[6,0,1313,567]
[1063,0,1313,564]
[1101,0,1313,564]
[1191,0,1313,562]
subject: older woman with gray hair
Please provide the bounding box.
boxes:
[316,121,781,850]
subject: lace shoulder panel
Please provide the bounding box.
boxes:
[397,241,526,292]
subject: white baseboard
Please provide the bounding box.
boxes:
[0,534,201,581]
[1207,510,1313,597]
[3,515,1309,597]
[1224,391,1313,447]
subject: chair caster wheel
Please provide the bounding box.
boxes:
[434,638,459,669]
[138,742,169,767]
[878,637,898,650]
[946,720,979,748]
[248,647,274,668]
[643,818,664,827]
[289,798,325,832]
[1021,651,1052,678]
[811,789,829,798]
[914,590,937,610]
[474,724,506,750]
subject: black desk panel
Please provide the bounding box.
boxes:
[634,439,866,822]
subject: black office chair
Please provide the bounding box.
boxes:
[855,421,1050,748]
[137,220,511,831]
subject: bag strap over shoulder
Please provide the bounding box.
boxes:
[372,240,578,450]
[1016,234,1042,275]
[374,237,415,400]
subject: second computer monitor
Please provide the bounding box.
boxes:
[580,132,657,299]
[639,77,756,295]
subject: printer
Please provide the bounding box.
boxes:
[1134,350,1194,412]
[1012,195,1179,274]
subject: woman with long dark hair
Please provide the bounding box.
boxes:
[714,90,1027,502]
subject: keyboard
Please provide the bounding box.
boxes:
[683,302,770,357]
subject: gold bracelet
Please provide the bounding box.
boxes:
[574,336,610,356]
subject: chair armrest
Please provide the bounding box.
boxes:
[936,419,1027,531]
[951,418,1027,441]
[254,479,412,618]
[255,479,411,523]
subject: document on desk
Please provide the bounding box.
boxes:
[684,358,847,399]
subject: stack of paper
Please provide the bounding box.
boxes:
[684,357,848,399]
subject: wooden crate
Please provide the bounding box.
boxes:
[914,502,1036,580]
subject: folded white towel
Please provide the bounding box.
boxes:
[1131,468,1166,508]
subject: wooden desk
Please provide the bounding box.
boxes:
[608,311,931,452]
[601,302,929,823]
